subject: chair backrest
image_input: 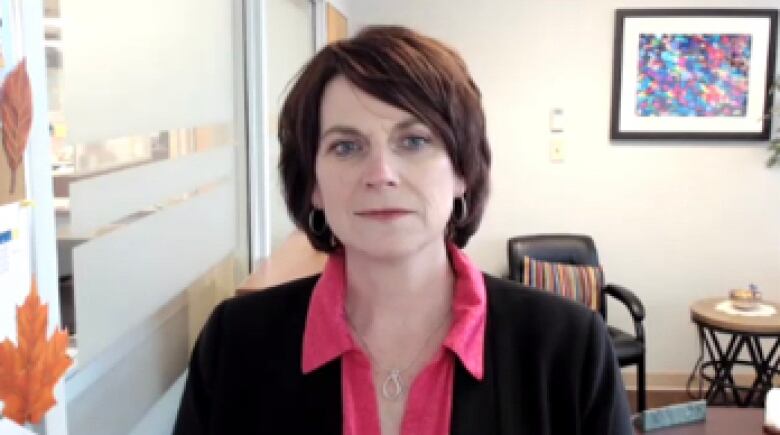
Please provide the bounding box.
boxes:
[507,233,605,316]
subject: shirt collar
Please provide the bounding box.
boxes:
[301,243,486,380]
[301,251,354,374]
[443,243,487,380]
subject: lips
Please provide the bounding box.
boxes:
[354,208,413,220]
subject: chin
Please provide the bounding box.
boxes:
[342,233,444,261]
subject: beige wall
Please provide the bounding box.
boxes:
[344,0,780,377]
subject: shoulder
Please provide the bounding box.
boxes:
[481,272,604,358]
[469,277,631,433]
[223,275,319,320]
[482,273,597,328]
[187,274,320,385]
[480,273,611,382]
[203,274,319,348]
[478,275,632,433]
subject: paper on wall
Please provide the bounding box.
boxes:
[0,201,31,343]
[0,418,36,435]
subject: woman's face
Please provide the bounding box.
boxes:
[312,76,465,259]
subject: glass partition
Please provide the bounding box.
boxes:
[43,0,249,433]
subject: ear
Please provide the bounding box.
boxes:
[311,185,323,209]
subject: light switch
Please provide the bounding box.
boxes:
[550,108,565,132]
[550,136,565,162]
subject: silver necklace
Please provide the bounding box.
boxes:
[346,311,451,401]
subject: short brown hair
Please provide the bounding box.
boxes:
[278,25,491,252]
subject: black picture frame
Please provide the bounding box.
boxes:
[610,9,778,140]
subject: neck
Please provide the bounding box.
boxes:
[344,240,455,333]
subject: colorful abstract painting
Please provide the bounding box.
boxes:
[635,33,752,117]
[610,9,777,140]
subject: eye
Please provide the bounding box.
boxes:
[329,140,363,157]
[400,135,432,151]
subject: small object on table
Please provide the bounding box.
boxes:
[633,400,707,432]
[766,389,780,434]
[729,283,762,311]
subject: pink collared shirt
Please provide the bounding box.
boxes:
[301,243,487,435]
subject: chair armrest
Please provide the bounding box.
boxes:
[603,283,645,322]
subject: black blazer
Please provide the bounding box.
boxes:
[173,274,633,434]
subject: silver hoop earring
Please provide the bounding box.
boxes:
[308,209,327,236]
[454,196,468,225]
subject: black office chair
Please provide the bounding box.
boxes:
[507,234,646,412]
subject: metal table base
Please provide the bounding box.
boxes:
[689,321,780,407]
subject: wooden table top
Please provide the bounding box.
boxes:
[634,407,764,434]
[690,298,780,335]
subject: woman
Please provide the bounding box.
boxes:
[174,26,632,435]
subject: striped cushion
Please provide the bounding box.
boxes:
[522,256,603,311]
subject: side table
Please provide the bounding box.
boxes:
[689,298,780,407]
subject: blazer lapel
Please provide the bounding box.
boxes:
[302,359,343,434]
[451,317,498,435]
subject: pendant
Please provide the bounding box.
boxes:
[382,369,404,400]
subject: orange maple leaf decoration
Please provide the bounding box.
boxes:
[0,58,33,194]
[0,279,72,425]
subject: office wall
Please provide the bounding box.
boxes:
[347,0,780,378]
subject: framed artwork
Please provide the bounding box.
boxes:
[610,9,778,140]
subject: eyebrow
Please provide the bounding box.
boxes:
[319,117,425,140]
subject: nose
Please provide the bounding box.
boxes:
[362,145,399,188]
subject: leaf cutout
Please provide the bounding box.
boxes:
[0,59,32,194]
[0,279,72,425]
[0,338,25,423]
